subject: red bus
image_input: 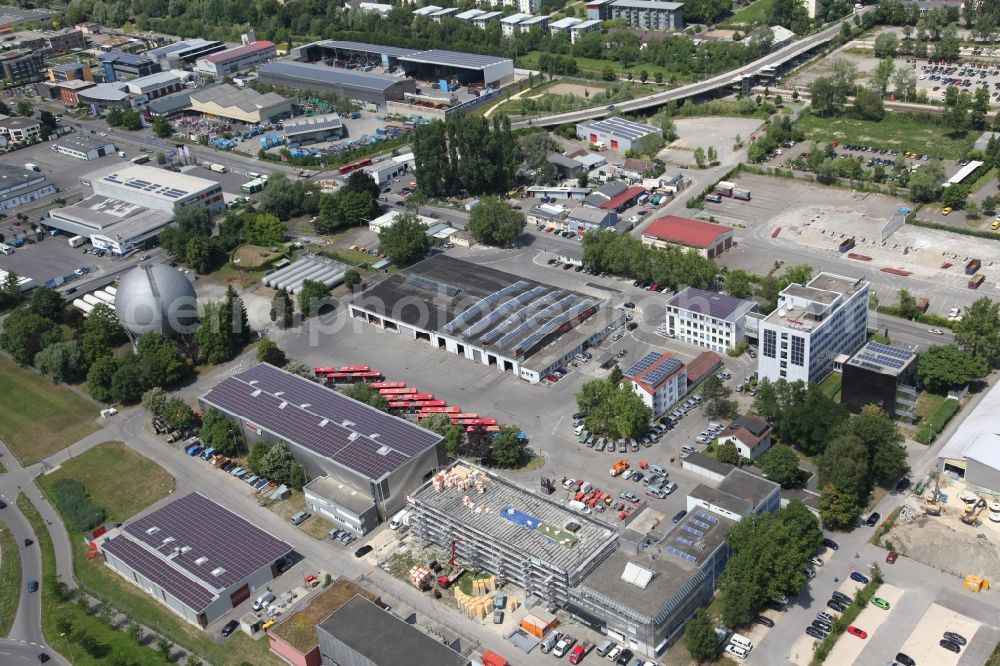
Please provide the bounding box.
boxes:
[314,365,370,376]
[409,393,434,401]
[339,158,372,174]
[379,387,418,396]
[418,406,461,414]
[412,400,446,408]
[454,418,498,426]
[328,371,383,383]
[467,425,501,432]
[448,413,480,419]
[369,381,406,390]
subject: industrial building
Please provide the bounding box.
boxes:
[757,273,870,384]
[609,0,684,30]
[0,163,56,211]
[408,462,780,658]
[362,152,415,185]
[291,39,419,70]
[665,287,757,354]
[98,492,294,628]
[349,254,625,383]
[188,83,293,123]
[397,49,514,88]
[259,61,417,108]
[317,596,472,666]
[261,255,350,294]
[641,215,733,258]
[194,40,277,77]
[939,380,1000,492]
[51,135,117,160]
[366,209,436,233]
[624,351,688,419]
[199,363,447,534]
[147,38,226,67]
[90,164,225,215]
[282,113,344,145]
[576,117,663,153]
[123,71,184,99]
[841,341,917,423]
[98,50,162,82]
[76,83,132,111]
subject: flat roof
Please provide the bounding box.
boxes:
[716,468,778,509]
[668,286,755,321]
[200,40,275,64]
[571,19,603,28]
[764,272,866,328]
[272,578,378,653]
[689,483,750,515]
[78,82,129,102]
[319,596,470,666]
[49,195,172,237]
[283,112,343,136]
[148,38,224,58]
[126,71,181,92]
[612,0,683,8]
[54,135,115,152]
[643,215,730,248]
[410,462,618,574]
[102,493,292,612]
[200,363,443,483]
[99,49,157,66]
[846,340,916,377]
[308,40,420,58]
[260,61,408,92]
[683,452,733,477]
[354,254,605,359]
[579,117,662,141]
[940,379,998,462]
[95,164,219,201]
[189,82,288,113]
[303,476,377,514]
[947,160,984,185]
[0,162,45,187]
[399,49,512,70]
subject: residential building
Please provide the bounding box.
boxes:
[51,135,117,160]
[757,272,870,384]
[198,363,447,534]
[640,215,733,258]
[0,50,45,84]
[610,0,684,30]
[801,0,820,18]
[97,492,294,628]
[624,351,687,418]
[194,40,277,77]
[665,287,757,353]
[717,415,774,460]
[471,10,503,28]
[586,0,614,19]
[48,61,93,83]
[841,341,917,423]
[0,116,41,143]
[99,51,162,82]
[520,0,543,12]
[569,19,603,42]
[15,28,87,55]
[576,117,664,153]
[429,7,459,21]
[519,15,549,31]
[501,12,532,36]
[549,16,582,35]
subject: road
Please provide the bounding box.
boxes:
[510,13,868,129]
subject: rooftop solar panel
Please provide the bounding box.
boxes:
[696,511,718,523]
[642,357,683,388]
[690,518,712,530]
[675,536,693,546]
[624,352,660,379]
[682,525,704,538]
[665,545,696,562]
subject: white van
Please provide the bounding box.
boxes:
[539,631,562,654]
[574,423,586,436]
[730,633,753,651]
[0,243,12,255]
[389,510,410,530]
[252,590,275,611]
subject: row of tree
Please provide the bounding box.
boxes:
[582,230,718,292]
[413,113,517,198]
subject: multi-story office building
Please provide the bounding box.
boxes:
[48,61,93,83]
[99,51,162,82]
[624,351,688,419]
[665,287,758,354]
[609,0,684,30]
[193,40,277,77]
[0,50,45,83]
[841,341,917,423]
[757,272,870,384]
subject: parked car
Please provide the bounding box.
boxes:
[850,571,870,584]
[895,653,916,666]
[290,511,311,525]
[724,644,749,659]
[846,626,868,639]
[805,626,827,639]
[822,537,839,550]
[865,512,881,527]
[943,631,967,646]
[832,591,854,605]
[354,545,373,558]
[221,620,239,637]
[939,639,961,653]
[871,597,890,610]
[827,600,847,613]
[809,556,824,567]
[753,616,774,627]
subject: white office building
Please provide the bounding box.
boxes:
[624,351,687,419]
[757,273,870,384]
[665,287,757,354]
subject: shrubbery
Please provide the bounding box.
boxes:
[50,478,105,532]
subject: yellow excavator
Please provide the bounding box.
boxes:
[962,499,987,526]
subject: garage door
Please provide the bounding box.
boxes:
[229,583,250,608]
[610,140,619,151]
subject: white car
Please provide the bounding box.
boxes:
[809,556,824,567]
[928,328,943,335]
[628,215,639,223]
[562,478,578,490]
[949,307,962,317]
[606,646,623,660]
[725,644,750,659]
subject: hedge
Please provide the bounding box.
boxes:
[916,397,961,444]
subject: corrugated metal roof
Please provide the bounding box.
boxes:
[311,40,419,58]
[260,61,407,92]
[400,49,512,69]
[200,40,275,65]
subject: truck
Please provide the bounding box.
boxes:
[568,641,593,665]
[714,180,735,197]
[209,163,228,173]
[969,273,985,289]
[916,297,929,313]
[610,459,629,476]
[966,258,981,275]
[389,509,410,529]
[24,163,39,172]
[0,243,12,255]
[568,500,591,514]
[838,237,856,253]
[437,567,466,589]
[130,154,150,165]
[481,650,509,666]
[68,235,87,248]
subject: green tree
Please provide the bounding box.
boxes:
[245,442,270,476]
[693,146,707,168]
[141,387,168,416]
[185,235,213,273]
[759,444,802,488]
[340,382,390,412]
[0,310,62,365]
[907,159,946,202]
[270,290,294,329]
[819,482,863,530]
[896,288,921,320]
[111,359,144,404]
[841,404,908,487]
[196,302,237,365]
[244,212,287,246]
[467,197,527,248]
[378,213,430,265]
[953,297,1000,363]
[940,183,969,209]
[160,397,195,431]
[419,413,454,436]
[87,355,119,403]
[853,87,885,121]
[257,442,306,489]
[700,374,736,419]
[258,174,303,221]
[14,98,32,118]
[256,338,287,366]
[816,159,840,185]
[152,116,173,138]
[444,424,465,455]
[344,269,361,291]
[723,269,754,298]
[873,32,899,57]
[201,407,243,455]
[683,610,718,663]
[299,279,332,317]
[917,344,988,392]
[489,426,524,468]
[717,441,741,465]
[29,287,66,322]
[34,340,87,383]
[609,364,624,385]
[809,77,840,116]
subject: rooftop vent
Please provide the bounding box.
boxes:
[211,567,226,577]
[162,536,175,544]
[348,432,360,442]
[251,389,262,397]
[341,420,356,428]
[180,546,192,554]
[145,526,160,535]
[300,403,311,409]
[279,401,288,409]
[195,556,208,565]
[319,418,329,427]
[376,445,392,456]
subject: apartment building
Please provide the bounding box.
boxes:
[624,351,688,419]
[609,0,684,30]
[665,287,757,354]
[757,272,870,384]
[0,50,45,84]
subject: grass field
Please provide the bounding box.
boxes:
[0,521,21,637]
[0,356,100,465]
[795,113,975,160]
[517,51,691,84]
[722,0,775,26]
[38,442,175,523]
[35,446,282,665]
[232,244,284,270]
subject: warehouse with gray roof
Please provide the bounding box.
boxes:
[259,61,417,108]
[576,117,664,153]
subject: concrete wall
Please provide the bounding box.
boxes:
[965,458,1000,494]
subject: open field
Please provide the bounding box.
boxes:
[795,113,975,160]
[0,355,100,465]
[722,0,775,26]
[232,244,284,269]
[517,51,690,83]
[0,521,21,637]
[38,441,175,523]
[548,82,611,97]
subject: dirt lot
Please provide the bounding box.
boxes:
[881,507,1000,581]
[548,82,610,97]
[658,117,765,167]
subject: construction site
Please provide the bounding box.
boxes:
[881,474,1000,583]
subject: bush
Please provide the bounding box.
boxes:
[49,478,105,532]
[916,398,960,444]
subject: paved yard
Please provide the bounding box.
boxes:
[896,603,982,666]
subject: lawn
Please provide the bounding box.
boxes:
[0,520,21,637]
[203,262,263,289]
[722,0,775,26]
[914,392,946,421]
[819,373,842,400]
[37,441,175,523]
[795,113,976,160]
[232,244,284,270]
[0,356,100,465]
[34,447,283,666]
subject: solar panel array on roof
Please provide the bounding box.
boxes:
[665,545,696,563]
[480,291,561,344]
[852,341,914,371]
[444,280,528,333]
[464,286,548,337]
[624,352,660,379]
[682,524,704,538]
[643,357,683,388]
[696,510,718,523]
[405,273,461,296]
[200,364,442,481]
[103,537,217,611]
[669,287,752,321]
[400,49,510,70]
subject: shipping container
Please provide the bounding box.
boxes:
[838,238,856,253]
[732,187,751,201]
[969,273,985,289]
[966,258,981,275]
[714,180,735,196]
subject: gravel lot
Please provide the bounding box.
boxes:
[659,117,765,167]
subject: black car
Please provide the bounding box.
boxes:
[812,619,833,632]
[38,655,50,663]
[822,537,839,550]
[753,616,774,627]
[827,600,847,613]
[672,510,687,523]
[895,478,911,492]
[805,626,827,640]
[23,538,32,546]
[865,512,881,527]
[939,639,961,653]
[221,620,239,638]
[832,591,853,605]
[943,631,967,646]
[0,500,5,509]
[895,653,915,666]
[615,649,634,666]
[627,322,638,331]
[275,557,293,574]
[355,545,373,558]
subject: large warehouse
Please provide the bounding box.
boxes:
[576,117,663,153]
[397,49,514,88]
[259,61,417,108]
[188,83,292,124]
[199,363,447,535]
[349,254,625,383]
[292,39,420,70]
[98,492,293,628]
[0,163,56,211]
[939,379,1000,493]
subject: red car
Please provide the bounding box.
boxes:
[847,626,868,639]
[886,551,898,564]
